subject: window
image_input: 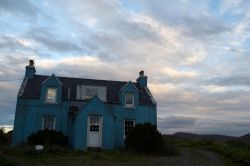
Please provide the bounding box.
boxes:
[85,88,98,99]
[42,117,55,130]
[46,87,57,103]
[124,120,135,137]
[125,93,134,107]
[89,116,100,132]
[76,85,107,101]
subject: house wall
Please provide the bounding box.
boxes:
[12,98,69,145]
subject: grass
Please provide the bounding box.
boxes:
[165,135,250,166]
[0,144,230,166]
[1,136,249,166]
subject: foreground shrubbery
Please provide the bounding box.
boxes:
[27,129,68,146]
[125,123,178,155]
[0,128,12,145]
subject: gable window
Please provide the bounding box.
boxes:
[124,120,135,138]
[46,87,57,103]
[125,93,134,107]
[42,116,56,130]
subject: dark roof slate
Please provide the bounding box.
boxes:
[21,75,154,105]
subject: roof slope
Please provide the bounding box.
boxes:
[21,75,154,105]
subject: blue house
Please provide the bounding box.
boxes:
[12,60,157,149]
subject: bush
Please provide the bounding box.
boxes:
[125,123,163,153]
[27,129,68,146]
[0,128,9,145]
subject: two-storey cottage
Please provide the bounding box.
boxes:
[12,60,157,149]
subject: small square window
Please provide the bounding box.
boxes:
[43,117,55,130]
[125,93,134,107]
[46,87,57,103]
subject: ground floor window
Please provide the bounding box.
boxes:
[124,120,135,137]
[42,116,56,130]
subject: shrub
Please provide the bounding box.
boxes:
[27,129,68,146]
[0,128,8,145]
[125,123,163,153]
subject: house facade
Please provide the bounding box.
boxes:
[12,60,157,150]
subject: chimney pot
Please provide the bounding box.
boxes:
[139,70,144,76]
[29,60,34,66]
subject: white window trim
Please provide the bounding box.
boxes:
[45,87,57,104]
[123,119,135,139]
[125,93,135,108]
[42,116,56,130]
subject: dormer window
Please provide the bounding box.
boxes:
[125,93,134,107]
[45,87,57,103]
[85,88,98,99]
[76,85,107,101]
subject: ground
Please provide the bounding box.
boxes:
[0,146,237,166]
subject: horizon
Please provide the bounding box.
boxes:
[0,0,250,136]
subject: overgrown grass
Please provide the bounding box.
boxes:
[164,135,250,165]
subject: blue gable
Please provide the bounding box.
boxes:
[12,60,157,150]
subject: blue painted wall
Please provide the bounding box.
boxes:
[12,72,157,149]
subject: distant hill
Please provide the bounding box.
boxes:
[171,132,238,141]
[239,133,250,144]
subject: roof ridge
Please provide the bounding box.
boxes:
[35,74,136,84]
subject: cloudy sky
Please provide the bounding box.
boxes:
[0,0,250,136]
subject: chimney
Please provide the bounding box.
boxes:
[25,60,36,79]
[136,70,147,88]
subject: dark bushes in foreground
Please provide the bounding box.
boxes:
[0,128,12,145]
[28,129,68,146]
[125,123,178,155]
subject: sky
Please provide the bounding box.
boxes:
[0,0,250,136]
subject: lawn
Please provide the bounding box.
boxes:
[0,145,232,166]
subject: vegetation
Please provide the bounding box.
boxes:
[27,129,68,146]
[166,135,250,165]
[125,123,178,156]
[0,128,12,145]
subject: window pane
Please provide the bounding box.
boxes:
[43,117,55,130]
[86,88,98,99]
[89,116,100,132]
[125,93,134,106]
[124,120,134,136]
[46,88,57,103]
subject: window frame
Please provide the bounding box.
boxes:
[45,87,57,103]
[42,116,56,130]
[125,93,135,107]
[124,119,135,138]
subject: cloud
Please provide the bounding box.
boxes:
[158,116,250,136]
[0,0,250,136]
[27,27,83,53]
[0,0,38,19]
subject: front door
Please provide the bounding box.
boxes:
[87,116,103,148]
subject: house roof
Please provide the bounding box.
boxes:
[21,75,155,105]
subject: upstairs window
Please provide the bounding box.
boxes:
[76,85,107,101]
[124,120,135,137]
[42,116,55,130]
[125,93,134,107]
[46,87,57,103]
[85,88,98,99]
